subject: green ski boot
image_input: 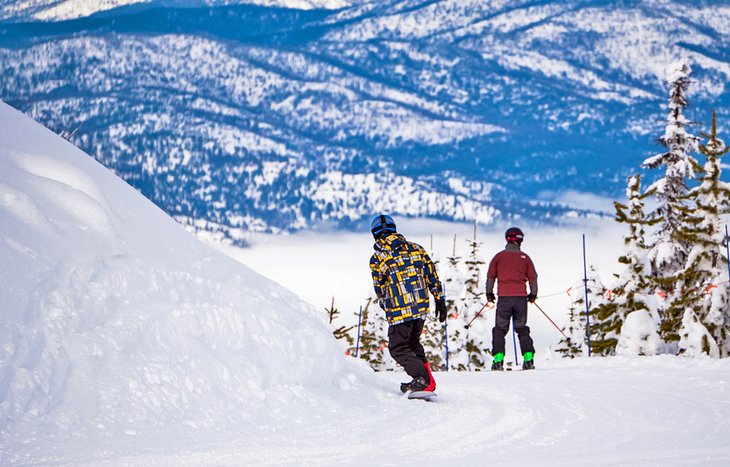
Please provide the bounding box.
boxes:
[522,352,535,370]
[491,352,505,371]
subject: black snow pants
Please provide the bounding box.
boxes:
[492,296,535,355]
[388,318,430,380]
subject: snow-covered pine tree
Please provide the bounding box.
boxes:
[421,318,447,371]
[353,297,376,365]
[699,111,730,357]
[641,59,701,343]
[556,268,606,358]
[615,308,665,356]
[463,224,489,370]
[555,296,587,358]
[591,175,656,355]
[588,284,619,356]
[672,110,730,356]
[356,297,392,370]
[421,239,449,370]
[579,265,616,355]
[439,235,469,371]
[444,317,469,371]
[326,296,355,350]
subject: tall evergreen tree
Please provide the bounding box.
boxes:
[462,224,489,370]
[614,175,654,315]
[421,241,449,370]
[641,59,701,343]
[577,61,730,358]
[440,235,469,371]
[590,175,657,355]
[673,110,730,356]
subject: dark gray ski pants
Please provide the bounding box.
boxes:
[388,318,429,380]
[492,296,535,355]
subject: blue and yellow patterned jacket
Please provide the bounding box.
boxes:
[369,232,444,325]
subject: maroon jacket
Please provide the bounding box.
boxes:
[486,243,538,297]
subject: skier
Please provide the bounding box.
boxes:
[485,227,538,370]
[369,214,447,393]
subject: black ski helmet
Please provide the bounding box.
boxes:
[505,227,524,244]
[371,214,397,239]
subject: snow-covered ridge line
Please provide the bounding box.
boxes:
[1,1,729,234]
[0,0,357,22]
[309,170,500,225]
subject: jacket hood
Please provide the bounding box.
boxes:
[505,242,522,251]
[373,232,407,253]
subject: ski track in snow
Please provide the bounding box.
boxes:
[15,358,727,466]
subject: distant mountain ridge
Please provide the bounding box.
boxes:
[1,0,729,239]
[0,0,356,21]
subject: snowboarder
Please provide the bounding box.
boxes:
[485,227,538,370]
[369,214,447,393]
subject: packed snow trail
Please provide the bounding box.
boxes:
[7,357,725,466]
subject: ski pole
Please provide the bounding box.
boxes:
[582,234,592,356]
[354,305,363,357]
[725,224,730,279]
[511,318,519,366]
[531,301,569,339]
[465,301,492,328]
[444,321,449,372]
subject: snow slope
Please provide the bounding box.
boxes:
[0,100,373,457]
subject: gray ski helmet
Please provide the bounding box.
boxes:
[371,214,396,239]
[505,227,524,244]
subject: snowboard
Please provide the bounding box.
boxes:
[407,390,437,401]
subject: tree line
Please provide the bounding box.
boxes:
[559,60,730,358]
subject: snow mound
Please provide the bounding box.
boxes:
[616,310,665,356]
[0,101,362,443]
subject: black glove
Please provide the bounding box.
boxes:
[436,299,448,323]
[527,293,537,303]
[486,293,496,304]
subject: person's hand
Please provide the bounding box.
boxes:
[486,293,496,304]
[527,293,537,303]
[436,299,448,322]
